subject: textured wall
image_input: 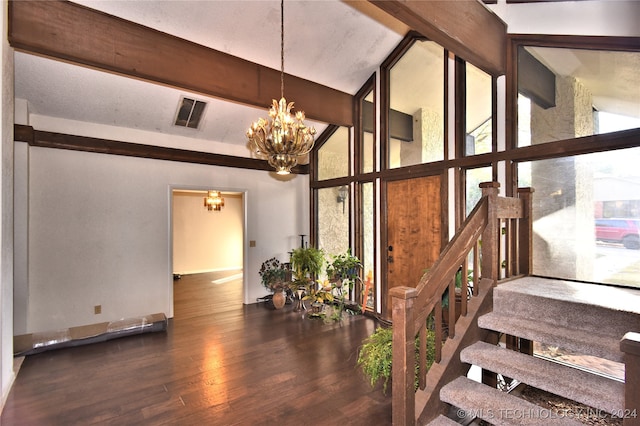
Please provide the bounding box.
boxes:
[530,77,595,280]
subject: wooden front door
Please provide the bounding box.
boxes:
[384,174,443,320]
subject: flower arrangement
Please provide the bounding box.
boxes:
[258,257,287,291]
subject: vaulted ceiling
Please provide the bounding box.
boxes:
[11,0,505,161]
[13,1,406,154]
[16,0,637,168]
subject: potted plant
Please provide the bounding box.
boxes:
[290,246,324,287]
[290,246,324,311]
[326,249,362,289]
[356,326,435,394]
[325,249,362,318]
[303,282,334,316]
[258,257,288,309]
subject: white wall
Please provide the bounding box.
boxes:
[14,139,308,333]
[488,0,640,37]
[0,0,14,409]
[172,191,243,274]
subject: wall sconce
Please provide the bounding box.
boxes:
[337,186,348,214]
[204,190,225,211]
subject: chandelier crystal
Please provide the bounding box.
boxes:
[247,0,316,175]
[204,190,224,211]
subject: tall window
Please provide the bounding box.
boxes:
[518,147,640,289]
[465,63,493,156]
[361,89,376,174]
[317,186,350,258]
[517,46,640,148]
[465,167,492,216]
[317,127,350,181]
[388,40,445,169]
[515,41,640,289]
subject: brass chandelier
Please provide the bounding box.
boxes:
[246,0,316,175]
[203,190,224,211]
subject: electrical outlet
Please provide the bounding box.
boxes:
[94,305,102,314]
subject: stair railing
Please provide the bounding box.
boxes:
[390,182,533,425]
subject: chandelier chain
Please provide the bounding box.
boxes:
[245,0,316,175]
[280,0,284,100]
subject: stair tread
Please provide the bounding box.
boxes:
[441,376,583,426]
[461,341,624,414]
[478,312,623,362]
[496,277,640,315]
[492,279,640,338]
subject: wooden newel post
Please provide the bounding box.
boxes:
[391,286,417,426]
[621,332,640,426]
[480,182,500,283]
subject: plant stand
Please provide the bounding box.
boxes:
[293,288,306,311]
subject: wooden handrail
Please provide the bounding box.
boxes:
[391,182,532,425]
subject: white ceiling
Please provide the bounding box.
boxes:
[13,1,640,157]
[14,0,405,152]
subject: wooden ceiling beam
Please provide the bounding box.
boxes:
[8,0,353,126]
[14,124,310,175]
[368,0,506,76]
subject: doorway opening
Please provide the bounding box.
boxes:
[170,189,245,319]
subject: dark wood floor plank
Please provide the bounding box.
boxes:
[1,272,391,425]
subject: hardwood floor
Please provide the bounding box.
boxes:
[1,272,391,425]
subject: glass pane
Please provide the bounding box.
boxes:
[465,167,492,216]
[517,147,640,288]
[317,186,350,266]
[465,63,492,156]
[517,46,640,147]
[389,40,445,169]
[317,127,349,180]
[361,182,375,310]
[362,90,375,174]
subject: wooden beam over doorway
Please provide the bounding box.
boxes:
[8,0,353,127]
[368,0,506,76]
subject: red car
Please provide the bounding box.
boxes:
[595,218,640,249]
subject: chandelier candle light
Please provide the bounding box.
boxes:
[246,0,316,175]
[204,190,224,211]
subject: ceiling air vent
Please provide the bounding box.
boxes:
[174,96,206,129]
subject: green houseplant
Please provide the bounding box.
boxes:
[326,249,363,319]
[290,246,324,311]
[258,257,287,290]
[303,282,334,316]
[357,325,435,394]
[258,257,288,309]
[326,248,362,288]
[290,246,324,287]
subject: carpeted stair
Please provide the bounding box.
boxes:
[432,276,640,425]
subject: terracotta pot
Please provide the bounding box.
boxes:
[272,289,286,309]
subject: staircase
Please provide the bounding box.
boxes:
[434,276,640,425]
